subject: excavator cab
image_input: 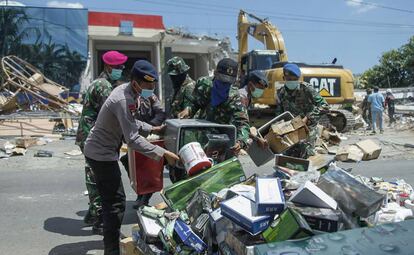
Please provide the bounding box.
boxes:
[240,50,279,87]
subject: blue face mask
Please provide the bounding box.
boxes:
[285,81,300,90]
[110,68,123,80]
[251,87,264,98]
[140,88,154,99]
[211,79,231,107]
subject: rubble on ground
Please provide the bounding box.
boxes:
[0,55,80,115]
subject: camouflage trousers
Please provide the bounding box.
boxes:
[85,158,102,218]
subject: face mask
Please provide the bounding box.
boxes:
[170,73,187,89]
[140,89,154,99]
[110,68,122,80]
[285,81,300,90]
[251,87,264,98]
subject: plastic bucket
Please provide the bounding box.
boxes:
[179,142,212,176]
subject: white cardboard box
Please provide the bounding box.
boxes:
[221,195,272,235]
[255,178,285,215]
[289,181,338,210]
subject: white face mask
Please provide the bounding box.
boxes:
[285,81,300,90]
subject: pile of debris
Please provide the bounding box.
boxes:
[119,116,413,254]
[122,156,414,254]
[0,55,79,115]
[0,136,54,158]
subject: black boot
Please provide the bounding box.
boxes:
[83,210,97,226]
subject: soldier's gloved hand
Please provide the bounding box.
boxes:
[230,141,242,156]
[302,116,309,125]
[177,108,190,119]
[164,151,180,166]
[256,137,269,149]
[152,124,166,135]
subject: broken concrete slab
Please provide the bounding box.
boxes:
[356,139,382,160]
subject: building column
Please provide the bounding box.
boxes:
[155,41,162,101]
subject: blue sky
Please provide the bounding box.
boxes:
[17,0,414,74]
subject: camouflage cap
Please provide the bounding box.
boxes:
[167,56,190,76]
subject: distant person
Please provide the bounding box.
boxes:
[75,50,127,235]
[368,86,385,134]
[385,89,396,126]
[362,88,373,130]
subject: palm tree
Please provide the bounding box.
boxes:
[60,44,86,87]
[0,7,39,57]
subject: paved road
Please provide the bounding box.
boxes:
[0,139,413,255]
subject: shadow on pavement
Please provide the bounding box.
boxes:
[123,201,139,225]
[76,210,87,217]
[44,217,94,236]
[49,240,103,255]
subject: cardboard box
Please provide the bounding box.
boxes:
[224,230,264,255]
[262,208,313,243]
[335,145,364,162]
[317,168,385,217]
[265,117,309,154]
[275,155,310,172]
[221,195,272,235]
[289,204,343,232]
[185,188,212,223]
[356,139,382,160]
[289,181,338,210]
[120,237,141,255]
[15,136,37,148]
[210,208,234,244]
[136,209,163,243]
[174,219,207,253]
[255,178,285,215]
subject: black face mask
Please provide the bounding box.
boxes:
[170,73,187,89]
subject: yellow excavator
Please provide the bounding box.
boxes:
[238,10,355,132]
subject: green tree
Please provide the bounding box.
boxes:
[362,36,414,88]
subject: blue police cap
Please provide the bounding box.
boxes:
[248,70,268,88]
[132,60,158,82]
[283,63,301,78]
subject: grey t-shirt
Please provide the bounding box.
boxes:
[84,82,166,162]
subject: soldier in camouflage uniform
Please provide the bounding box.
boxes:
[167,56,196,118]
[179,58,250,154]
[165,57,196,182]
[75,50,127,233]
[275,63,329,158]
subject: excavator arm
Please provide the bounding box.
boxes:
[238,10,288,62]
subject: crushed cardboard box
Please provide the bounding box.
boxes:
[265,116,309,153]
[335,145,364,162]
[120,237,141,255]
[15,136,38,149]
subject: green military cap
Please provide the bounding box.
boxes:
[167,56,190,76]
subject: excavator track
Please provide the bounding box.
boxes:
[319,109,356,133]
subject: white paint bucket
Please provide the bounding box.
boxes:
[179,142,213,176]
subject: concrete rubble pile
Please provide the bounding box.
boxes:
[0,55,80,115]
[120,115,414,255]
